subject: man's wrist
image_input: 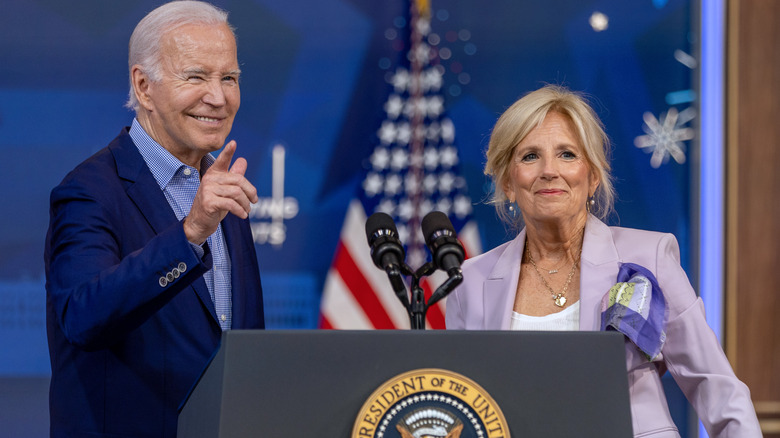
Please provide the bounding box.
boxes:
[182,217,207,246]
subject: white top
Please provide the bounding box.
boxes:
[510,300,580,331]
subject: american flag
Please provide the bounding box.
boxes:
[319,0,481,329]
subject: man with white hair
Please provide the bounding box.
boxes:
[44,2,265,436]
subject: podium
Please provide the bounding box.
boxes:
[178,330,632,437]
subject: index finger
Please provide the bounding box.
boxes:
[211,140,237,172]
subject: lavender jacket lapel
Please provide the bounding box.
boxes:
[481,228,526,330]
[579,215,622,331]
[460,215,620,331]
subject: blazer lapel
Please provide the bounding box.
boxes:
[112,131,178,236]
[579,215,621,331]
[222,213,254,327]
[483,229,526,330]
[110,129,217,322]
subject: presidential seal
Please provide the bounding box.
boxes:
[352,368,510,438]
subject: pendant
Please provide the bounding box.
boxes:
[554,295,567,307]
[548,269,558,275]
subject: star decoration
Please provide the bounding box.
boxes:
[634,107,695,168]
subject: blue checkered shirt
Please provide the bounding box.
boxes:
[130,119,232,330]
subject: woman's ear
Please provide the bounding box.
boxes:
[589,168,600,198]
[502,178,514,203]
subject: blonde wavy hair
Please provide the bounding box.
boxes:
[485,85,614,228]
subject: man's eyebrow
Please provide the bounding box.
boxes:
[181,67,207,75]
[180,68,241,76]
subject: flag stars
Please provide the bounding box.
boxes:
[439,146,459,168]
[409,149,425,168]
[363,173,384,197]
[376,199,396,216]
[404,173,421,196]
[378,121,396,145]
[397,198,414,221]
[426,123,442,142]
[384,95,404,120]
[415,17,431,37]
[423,174,438,194]
[436,197,453,215]
[424,147,440,170]
[324,7,480,332]
[370,147,390,170]
[390,148,409,170]
[389,68,410,92]
[396,224,410,246]
[407,247,427,270]
[396,122,411,145]
[384,173,403,196]
[439,172,456,194]
[440,118,455,143]
[426,95,444,118]
[422,67,443,92]
[420,199,434,217]
[403,97,424,119]
[453,195,473,218]
[410,43,432,67]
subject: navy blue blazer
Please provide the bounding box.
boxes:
[44,128,265,437]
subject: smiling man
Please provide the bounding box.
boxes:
[44,2,265,437]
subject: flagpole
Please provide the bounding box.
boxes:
[407,0,427,261]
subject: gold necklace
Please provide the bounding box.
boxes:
[538,257,568,275]
[526,243,581,307]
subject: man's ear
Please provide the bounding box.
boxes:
[131,65,154,112]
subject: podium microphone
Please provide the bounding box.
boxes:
[365,212,409,306]
[421,211,465,277]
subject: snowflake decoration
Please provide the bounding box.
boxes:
[633,106,696,168]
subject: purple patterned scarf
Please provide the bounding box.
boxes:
[600,263,668,360]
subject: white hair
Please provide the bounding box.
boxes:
[125,0,234,111]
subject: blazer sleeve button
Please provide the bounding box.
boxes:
[159,277,168,287]
[178,262,187,272]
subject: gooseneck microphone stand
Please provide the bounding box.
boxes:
[366,211,464,330]
[394,261,463,330]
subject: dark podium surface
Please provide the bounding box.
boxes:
[178,330,632,437]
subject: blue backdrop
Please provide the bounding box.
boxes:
[0,0,697,435]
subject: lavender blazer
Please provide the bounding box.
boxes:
[446,215,761,437]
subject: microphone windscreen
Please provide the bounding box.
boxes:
[421,211,455,246]
[365,212,398,244]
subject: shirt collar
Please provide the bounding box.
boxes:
[129,118,216,189]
